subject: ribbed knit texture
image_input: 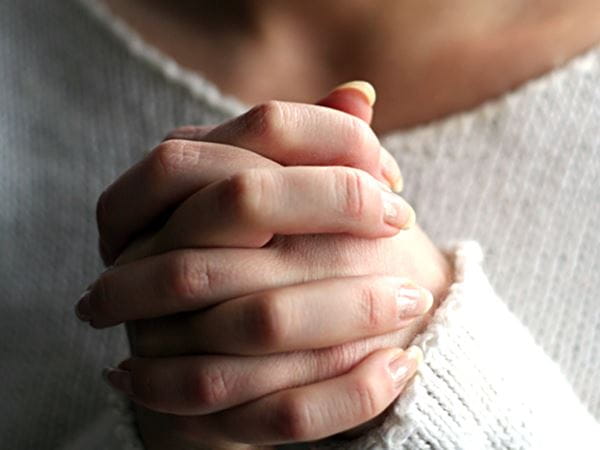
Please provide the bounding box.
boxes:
[318,243,600,449]
[1,1,599,448]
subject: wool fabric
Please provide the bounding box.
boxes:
[1,1,599,448]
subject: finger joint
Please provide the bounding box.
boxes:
[246,292,289,352]
[151,140,201,179]
[357,283,386,332]
[165,252,215,308]
[226,169,272,228]
[349,375,383,420]
[241,101,285,143]
[188,366,231,412]
[275,394,312,441]
[334,168,367,220]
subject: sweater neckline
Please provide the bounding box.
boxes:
[76,0,600,146]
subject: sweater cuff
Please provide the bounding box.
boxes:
[313,241,600,450]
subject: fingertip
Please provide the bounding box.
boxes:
[394,279,435,319]
[331,81,376,107]
[381,191,416,231]
[103,367,133,396]
[118,358,134,371]
[74,289,92,322]
[405,346,424,369]
[392,177,404,194]
[316,80,376,124]
[387,346,422,389]
[404,204,416,229]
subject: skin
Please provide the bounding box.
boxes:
[82,89,449,448]
[102,0,600,132]
[84,0,600,447]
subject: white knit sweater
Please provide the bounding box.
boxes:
[1,1,599,449]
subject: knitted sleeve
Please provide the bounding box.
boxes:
[316,242,600,449]
[76,242,600,449]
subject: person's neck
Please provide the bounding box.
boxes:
[102,0,600,132]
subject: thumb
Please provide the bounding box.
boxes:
[316,80,376,124]
[317,81,403,192]
[164,81,374,141]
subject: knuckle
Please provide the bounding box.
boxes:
[246,292,288,351]
[164,252,214,306]
[342,116,379,164]
[187,366,230,411]
[333,167,367,219]
[226,170,271,226]
[242,100,285,141]
[150,140,199,179]
[275,394,312,441]
[356,283,386,332]
[349,375,383,420]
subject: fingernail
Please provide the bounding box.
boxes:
[380,148,404,193]
[396,281,434,318]
[332,81,376,106]
[75,290,92,322]
[377,180,393,192]
[103,368,133,396]
[388,346,423,388]
[382,191,416,230]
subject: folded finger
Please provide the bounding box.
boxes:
[133,275,433,356]
[148,166,415,253]
[97,140,278,264]
[170,83,402,193]
[316,80,375,124]
[166,80,374,142]
[193,347,422,445]
[204,100,397,183]
[104,332,421,417]
[78,247,301,328]
[99,85,401,264]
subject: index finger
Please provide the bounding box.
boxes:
[97,84,400,264]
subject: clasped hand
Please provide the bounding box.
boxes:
[76,84,451,448]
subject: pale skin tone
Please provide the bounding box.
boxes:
[80,0,600,448]
[84,89,448,449]
[103,0,600,132]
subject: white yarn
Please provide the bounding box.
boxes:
[316,242,600,449]
[1,1,599,448]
